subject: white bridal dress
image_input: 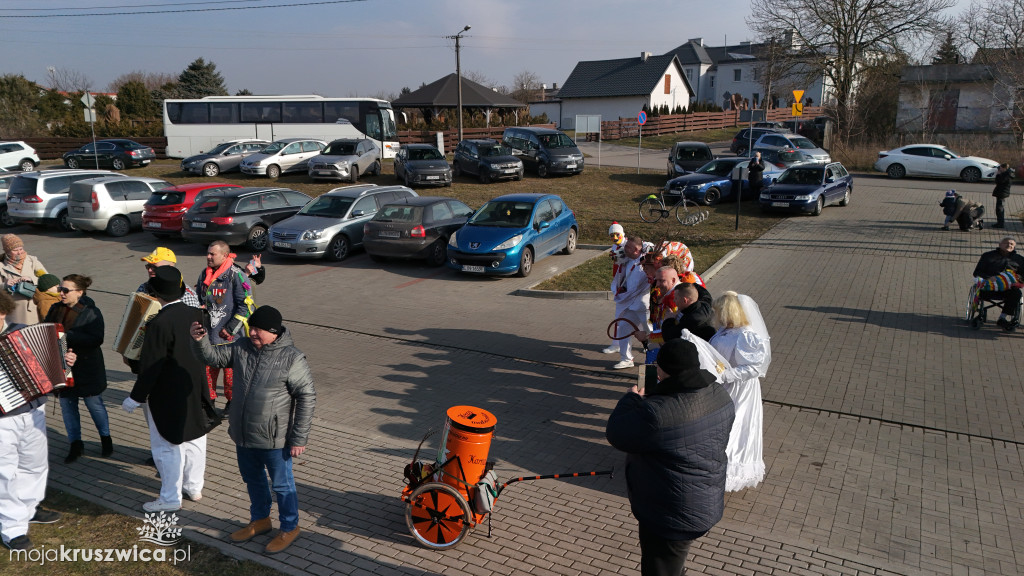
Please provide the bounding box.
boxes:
[710,295,771,492]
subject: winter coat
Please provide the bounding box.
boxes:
[606,370,735,539]
[748,158,765,186]
[973,249,1024,280]
[128,301,212,444]
[663,284,717,342]
[194,328,315,450]
[0,254,46,325]
[33,290,61,322]
[45,295,106,398]
[195,263,252,344]
[993,170,1012,199]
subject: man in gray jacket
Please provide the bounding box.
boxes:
[190,305,315,555]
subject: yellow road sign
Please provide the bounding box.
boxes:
[792,103,803,117]
[793,89,804,103]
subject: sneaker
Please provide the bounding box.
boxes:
[612,359,635,370]
[142,500,181,513]
[183,490,202,502]
[601,345,619,354]
[30,509,61,524]
[2,535,31,551]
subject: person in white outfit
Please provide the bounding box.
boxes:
[709,291,770,492]
[609,236,651,369]
[602,223,630,355]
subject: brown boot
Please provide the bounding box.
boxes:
[264,527,300,554]
[229,518,272,543]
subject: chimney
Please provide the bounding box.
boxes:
[689,38,703,46]
[552,82,558,90]
[641,51,652,62]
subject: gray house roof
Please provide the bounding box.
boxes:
[392,73,524,108]
[665,41,713,65]
[557,54,691,99]
[899,63,995,85]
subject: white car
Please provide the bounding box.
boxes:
[0,141,40,172]
[874,144,999,182]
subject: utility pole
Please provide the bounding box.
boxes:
[447,25,471,142]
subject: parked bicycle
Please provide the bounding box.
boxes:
[638,190,710,226]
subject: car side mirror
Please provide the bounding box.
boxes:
[351,209,365,217]
[825,177,834,184]
[538,221,551,230]
[944,155,952,160]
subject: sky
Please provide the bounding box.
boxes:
[0,0,761,97]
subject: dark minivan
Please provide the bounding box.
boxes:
[501,126,584,177]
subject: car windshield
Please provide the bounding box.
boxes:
[696,160,739,176]
[375,205,422,223]
[297,195,354,218]
[778,150,804,163]
[777,167,824,185]
[538,133,575,148]
[147,191,186,205]
[479,145,509,157]
[409,148,443,161]
[467,200,534,228]
[790,136,817,150]
[323,142,356,155]
[262,142,286,154]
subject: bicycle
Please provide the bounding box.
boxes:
[638,190,710,226]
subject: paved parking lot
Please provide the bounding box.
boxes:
[19,171,1024,575]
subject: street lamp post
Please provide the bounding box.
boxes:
[447,25,471,142]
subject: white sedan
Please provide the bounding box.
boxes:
[874,144,1000,183]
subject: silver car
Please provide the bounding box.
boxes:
[180,139,269,177]
[269,184,417,261]
[752,132,831,163]
[307,138,382,182]
[68,176,172,236]
[7,169,127,231]
[239,138,326,178]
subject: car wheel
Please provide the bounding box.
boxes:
[57,209,76,232]
[736,146,747,156]
[479,170,491,184]
[404,173,412,188]
[961,166,982,183]
[839,187,851,206]
[537,162,549,178]
[703,187,721,206]
[426,239,447,267]
[886,163,905,179]
[517,247,534,277]
[106,215,131,237]
[203,162,220,177]
[514,170,523,181]
[0,206,15,228]
[562,227,577,255]
[350,166,360,183]
[19,159,35,172]
[453,162,462,178]
[246,226,269,251]
[325,235,350,261]
[112,158,126,170]
[812,196,824,216]
[371,160,381,176]
[394,165,402,181]
[65,157,80,169]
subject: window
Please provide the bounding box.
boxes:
[260,192,286,210]
[240,102,282,123]
[124,180,159,201]
[664,75,671,95]
[209,103,238,123]
[430,202,454,222]
[710,76,715,88]
[167,102,210,124]
[283,102,324,123]
[282,142,302,155]
[450,201,474,218]
[235,196,261,213]
[352,195,377,215]
[534,200,554,224]
[325,102,359,124]
[685,69,693,80]
[302,141,323,153]
[284,191,310,206]
[734,69,742,82]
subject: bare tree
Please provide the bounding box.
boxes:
[108,70,177,93]
[747,0,954,140]
[963,0,1024,144]
[45,66,93,94]
[511,70,542,104]
[462,70,499,90]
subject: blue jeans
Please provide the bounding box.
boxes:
[59,395,110,442]
[236,445,298,532]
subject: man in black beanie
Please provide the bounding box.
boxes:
[190,305,315,555]
[606,338,735,575]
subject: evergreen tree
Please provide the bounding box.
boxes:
[176,58,228,98]
[932,31,962,64]
[118,80,158,118]
[235,88,253,96]
[0,74,46,137]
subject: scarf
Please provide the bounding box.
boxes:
[4,252,25,271]
[202,254,237,289]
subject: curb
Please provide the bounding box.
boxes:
[514,245,745,299]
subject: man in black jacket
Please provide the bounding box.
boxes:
[973,237,1024,327]
[992,164,1012,229]
[606,338,735,575]
[123,267,214,513]
[662,282,716,342]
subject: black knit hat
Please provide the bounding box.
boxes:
[656,339,717,388]
[147,266,186,301]
[248,306,283,335]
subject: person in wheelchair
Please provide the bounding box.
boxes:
[973,237,1024,328]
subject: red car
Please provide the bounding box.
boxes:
[142,183,241,238]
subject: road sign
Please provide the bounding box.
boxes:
[791,103,803,117]
[80,93,95,109]
[792,90,804,104]
[638,111,647,126]
[83,109,96,123]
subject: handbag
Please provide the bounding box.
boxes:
[13,281,36,299]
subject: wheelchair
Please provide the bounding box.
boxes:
[966,280,1022,332]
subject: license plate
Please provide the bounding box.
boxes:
[318,171,331,176]
[379,230,400,238]
[191,222,206,229]
[71,206,84,213]
[504,169,517,174]
[273,241,292,248]
[462,265,485,273]
[425,175,440,180]
[141,160,151,165]
[771,202,788,207]
[146,222,162,228]
[566,163,577,169]
[7,197,18,204]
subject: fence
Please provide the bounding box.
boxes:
[599,107,824,139]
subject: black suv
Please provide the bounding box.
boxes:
[180,186,311,251]
[452,139,524,184]
[729,128,787,156]
[63,139,156,170]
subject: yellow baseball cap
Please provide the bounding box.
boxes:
[141,247,177,264]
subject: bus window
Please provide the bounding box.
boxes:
[364,114,382,140]
[167,102,210,124]
[325,102,359,125]
[283,102,324,123]
[209,103,239,124]
[241,102,282,123]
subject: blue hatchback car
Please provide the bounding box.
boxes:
[447,193,578,277]
[758,162,853,216]
[664,157,782,205]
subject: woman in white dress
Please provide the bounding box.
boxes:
[710,291,770,492]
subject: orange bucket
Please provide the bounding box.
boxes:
[437,406,496,499]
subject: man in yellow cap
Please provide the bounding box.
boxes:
[139,248,201,307]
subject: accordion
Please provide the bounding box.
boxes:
[0,323,73,415]
[113,292,161,361]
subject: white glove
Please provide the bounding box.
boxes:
[122,397,141,413]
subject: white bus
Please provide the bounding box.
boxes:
[163,95,400,159]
